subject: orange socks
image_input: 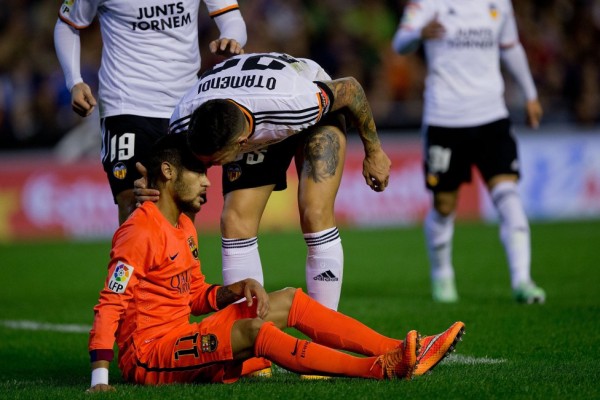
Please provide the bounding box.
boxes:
[254,321,382,379]
[287,288,401,356]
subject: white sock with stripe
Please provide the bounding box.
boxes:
[424,208,456,281]
[304,227,343,311]
[491,181,531,289]
[222,237,264,285]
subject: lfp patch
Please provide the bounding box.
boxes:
[108,263,134,294]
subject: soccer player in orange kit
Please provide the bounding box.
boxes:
[87,134,465,392]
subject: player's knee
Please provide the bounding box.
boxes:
[245,318,267,342]
[299,206,334,231]
[272,287,297,308]
[433,193,457,216]
[221,210,259,237]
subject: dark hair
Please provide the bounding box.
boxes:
[145,134,205,188]
[187,99,246,156]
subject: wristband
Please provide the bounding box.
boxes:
[91,367,109,387]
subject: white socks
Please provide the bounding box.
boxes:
[424,209,456,280]
[491,181,531,289]
[221,237,264,285]
[222,229,344,311]
[304,227,343,311]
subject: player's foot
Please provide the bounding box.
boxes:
[376,329,420,380]
[513,282,546,304]
[300,374,332,380]
[245,367,272,378]
[414,321,465,376]
[432,276,459,303]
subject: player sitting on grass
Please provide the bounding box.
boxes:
[86,134,465,391]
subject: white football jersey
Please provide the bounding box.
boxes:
[397,0,519,127]
[58,0,241,119]
[170,52,333,152]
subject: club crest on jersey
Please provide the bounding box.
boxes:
[226,164,242,182]
[113,162,127,180]
[201,334,218,353]
[187,237,198,259]
[108,263,134,294]
[489,3,499,19]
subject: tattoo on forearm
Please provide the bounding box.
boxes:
[216,286,240,309]
[303,128,340,182]
[327,78,380,151]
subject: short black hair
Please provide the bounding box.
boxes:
[187,99,246,156]
[145,134,206,188]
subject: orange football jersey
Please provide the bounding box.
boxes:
[89,202,219,362]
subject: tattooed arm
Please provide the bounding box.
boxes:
[322,77,392,192]
[216,278,269,318]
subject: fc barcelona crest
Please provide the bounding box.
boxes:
[187,236,198,259]
[201,334,218,353]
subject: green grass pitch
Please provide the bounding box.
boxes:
[0,220,598,399]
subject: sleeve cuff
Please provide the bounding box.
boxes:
[90,349,114,363]
[207,285,221,311]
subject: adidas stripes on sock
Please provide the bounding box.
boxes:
[304,227,343,310]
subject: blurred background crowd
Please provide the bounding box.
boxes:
[0,0,598,151]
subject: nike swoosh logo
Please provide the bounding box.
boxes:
[419,333,442,359]
[169,253,179,260]
[291,339,300,356]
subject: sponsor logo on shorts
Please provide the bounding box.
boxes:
[113,162,127,180]
[226,164,242,182]
[201,334,218,353]
[108,263,134,294]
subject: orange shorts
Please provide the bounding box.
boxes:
[119,301,267,385]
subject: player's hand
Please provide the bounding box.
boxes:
[209,38,244,56]
[525,99,543,129]
[71,82,97,117]
[363,148,391,192]
[242,279,269,319]
[86,384,116,393]
[421,14,445,40]
[133,162,159,206]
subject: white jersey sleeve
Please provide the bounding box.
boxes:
[498,0,519,48]
[206,0,247,46]
[54,20,84,90]
[58,0,100,28]
[392,0,443,54]
[170,53,333,152]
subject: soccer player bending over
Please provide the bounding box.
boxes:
[87,134,464,391]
